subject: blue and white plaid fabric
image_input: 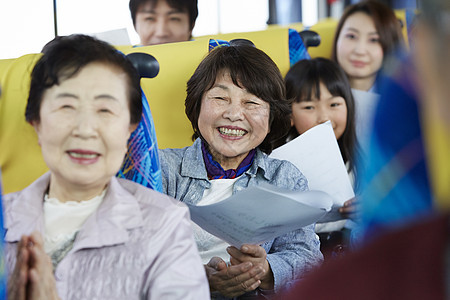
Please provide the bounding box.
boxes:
[0,172,6,299]
[288,28,310,65]
[117,90,163,192]
[209,39,230,51]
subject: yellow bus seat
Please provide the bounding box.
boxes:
[1,27,297,193]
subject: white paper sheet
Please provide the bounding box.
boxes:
[188,183,333,247]
[90,28,131,46]
[270,121,355,223]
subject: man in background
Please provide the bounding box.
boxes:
[129,0,198,46]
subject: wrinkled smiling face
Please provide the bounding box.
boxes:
[33,62,135,192]
[197,70,270,170]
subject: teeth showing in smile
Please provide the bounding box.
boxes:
[69,152,98,159]
[219,127,246,136]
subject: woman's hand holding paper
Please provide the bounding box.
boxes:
[339,197,360,220]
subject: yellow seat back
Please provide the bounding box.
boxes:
[0,27,293,193]
[307,18,339,59]
[0,54,48,194]
[194,27,292,76]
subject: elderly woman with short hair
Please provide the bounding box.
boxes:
[159,44,323,299]
[4,34,209,300]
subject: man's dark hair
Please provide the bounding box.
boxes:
[129,0,198,30]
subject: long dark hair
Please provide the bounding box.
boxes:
[284,58,358,175]
[332,0,405,64]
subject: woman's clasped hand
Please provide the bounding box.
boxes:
[205,244,274,297]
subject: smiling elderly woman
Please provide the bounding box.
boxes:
[159,45,323,299]
[3,34,209,300]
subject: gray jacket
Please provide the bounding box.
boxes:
[4,173,210,299]
[159,139,323,296]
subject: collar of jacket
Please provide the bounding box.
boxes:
[179,138,274,182]
[4,172,144,252]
